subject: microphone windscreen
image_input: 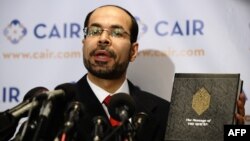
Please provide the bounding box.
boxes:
[108,93,136,121]
[23,87,49,101]
[7,87,49,115]
[54,83,77,101]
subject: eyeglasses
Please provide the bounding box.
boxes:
[83,26,130,38]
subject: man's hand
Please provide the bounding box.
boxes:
[235,92,247,124]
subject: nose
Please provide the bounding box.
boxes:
[98,31,111,46]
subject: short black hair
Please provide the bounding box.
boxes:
[83,5,139,43]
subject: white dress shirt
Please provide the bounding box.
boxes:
[86,75,129,118]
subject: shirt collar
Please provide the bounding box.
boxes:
[87,75,130,103]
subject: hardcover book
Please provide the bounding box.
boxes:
[165,73,242,141]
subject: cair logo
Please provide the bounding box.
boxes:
[135,16,148,40]
[3,19,28,44]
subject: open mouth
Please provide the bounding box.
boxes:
[94,50,111,62]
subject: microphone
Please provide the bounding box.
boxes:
[62,101,85,133]
[108,93,136,122]
[3,87,48,118]
[132,112,147,132]
[32,83,77,141]
[54,101,85,141]
[37,83,77,117]
[103,93,136,141]
[92,116,109,141]
[15,87,50,141]
[0,86,48,141]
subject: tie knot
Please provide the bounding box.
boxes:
[103,95,111,106]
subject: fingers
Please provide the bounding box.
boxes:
[235,92,247,125]
[237,92,246,117]
[237,100,245,116]
[235,113,245,125]
[238,92,246,105]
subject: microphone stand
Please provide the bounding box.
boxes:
[93,116,108,141]
[32,99,53,141]
[15,98,39,141]
[102,122,123,141]
[121,120,135,141]
[54,101,84,141]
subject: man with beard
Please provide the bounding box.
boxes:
[72,5,171,141]
[71,4,246,141]
[12,4,246,141]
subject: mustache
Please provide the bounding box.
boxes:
[89,46,117,58]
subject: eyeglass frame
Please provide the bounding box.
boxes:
[83,26,130,38]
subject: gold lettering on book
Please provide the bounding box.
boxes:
[192,87,210,115]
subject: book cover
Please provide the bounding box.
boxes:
[165,73,241,141]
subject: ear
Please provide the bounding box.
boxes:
[82,38,85,44]
[129,42,139,62]
[82,38,86,48]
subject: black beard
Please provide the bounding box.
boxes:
[83,58,129,80]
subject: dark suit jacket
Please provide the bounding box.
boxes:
[14,74,170,141]
[73,75,170,141]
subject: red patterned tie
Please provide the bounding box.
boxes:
[103,95,121,127]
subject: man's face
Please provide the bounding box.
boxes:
[82,6,138,79]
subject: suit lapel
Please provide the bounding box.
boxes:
[128,80,157,115]
[76,75,108,119]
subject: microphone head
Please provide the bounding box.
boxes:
[23,86,49,101]
[108,93,136,121]
[54,83,77,101]
[62,101,85,133]
[66,101,85,117]
[92,116,109,139]
[93,116,108,127]
[7,86,49,116]
[132,112,148,130]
